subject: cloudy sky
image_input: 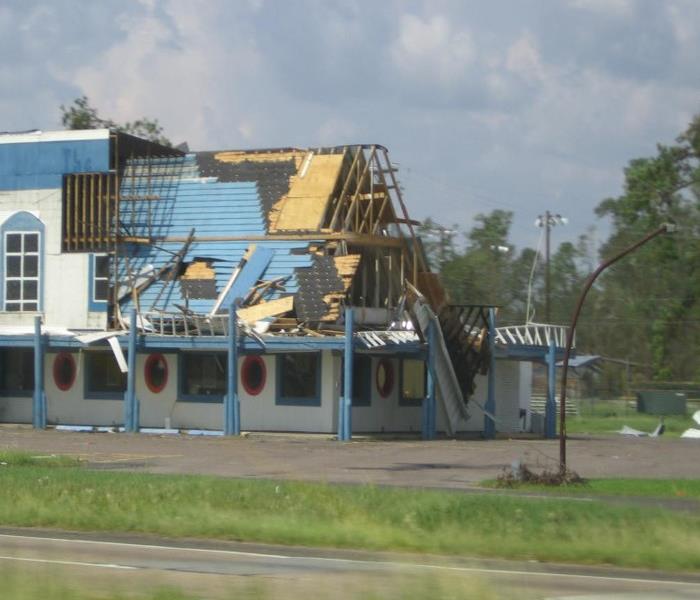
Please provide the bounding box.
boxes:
[2,0,700,249]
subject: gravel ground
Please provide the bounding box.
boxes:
[1,425,699,488]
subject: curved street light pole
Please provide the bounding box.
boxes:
[559,223,674,473]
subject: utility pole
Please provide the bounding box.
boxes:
[545,210,551,323]
[536,212,567,323]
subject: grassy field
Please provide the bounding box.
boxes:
[0,452,699,571]
[566,399,698,437]
[483,477,700,499]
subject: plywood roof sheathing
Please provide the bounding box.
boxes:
[213,150,306,169]
[273,154,345,231]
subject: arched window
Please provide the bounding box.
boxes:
[1,212,44,312]
[241,355,266,396]
[144,354,168,394]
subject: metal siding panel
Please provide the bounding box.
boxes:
[0,139,110,190]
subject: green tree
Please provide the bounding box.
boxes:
[593,114,700,380]
[60,95,171,147]
[416,218,458,271]
[440,210,528,322]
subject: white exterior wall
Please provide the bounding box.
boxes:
[0,394,32,424]
[463,360,530,433]
[0,349,338,431]
[238,351,340,433]
[351,356,423,433]
[0,190,107,330]
[1,350,532,434]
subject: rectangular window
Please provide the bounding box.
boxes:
[276,353,321,406]
[4,232,40,312]
[0,348,34,396]
[93,255,110,302]
[351,355,371,406]
[85,352,126,399]
[400,358,426,406]
[179,353,226,403]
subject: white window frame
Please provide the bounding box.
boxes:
[4,231,40,312]
[92,254,110,303]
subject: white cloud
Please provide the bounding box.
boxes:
[390,14,475,85]
[54,2,265,148]
[505,32,545,82]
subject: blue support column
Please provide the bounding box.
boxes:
[484,308,497,439]
[33,316,46,429]
[423,318,437,440]
[124,308,139,432]
[341,307,354,441]
[545,338,557,439]
[225,304,240,436]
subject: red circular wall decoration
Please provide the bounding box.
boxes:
[241,355,266,396]
[53,352,76,391]
[144,354,168,393]
[376,358,394,398]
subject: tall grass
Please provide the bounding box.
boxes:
[0,462,699,571]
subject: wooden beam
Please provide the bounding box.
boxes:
[342,146,376,232]
[329,147,363,230]
[119,232,408,248]
[237,296,294,322]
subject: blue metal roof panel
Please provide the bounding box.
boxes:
[120,240,318,315]
[118,156,319,316]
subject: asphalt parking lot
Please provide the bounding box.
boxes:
[1,426,699,488]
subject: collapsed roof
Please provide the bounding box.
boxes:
[109,145,429,336]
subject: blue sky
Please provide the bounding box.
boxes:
[3,0,700,250]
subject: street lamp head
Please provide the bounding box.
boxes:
[535,213,568,227]
[663,222,677,234]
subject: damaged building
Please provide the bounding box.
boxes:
[0,128,542,437]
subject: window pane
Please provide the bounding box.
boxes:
[24,255,38,277]
[6,280,20,300]
[402,359,426,401]
[5,302,20,311]
[0,348,34,394]
[23,302,38,312]
[352,355,371,405]
[183,354,226,398]
[23,280,38,301]
[94,279,109,301]
[95,255,110,278]
[24,234,38,253]
[5,234,21,252]
[280,353,318,400]
[86,353,126,395]
[6,256,21,277]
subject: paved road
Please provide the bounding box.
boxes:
[2,427,700,488]
[1,530,699,599]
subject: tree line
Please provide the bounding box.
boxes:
[421,114,700,386]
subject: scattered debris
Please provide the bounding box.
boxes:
[681,410,700,439]
[617,420,665,437]
[496,461,587,487]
